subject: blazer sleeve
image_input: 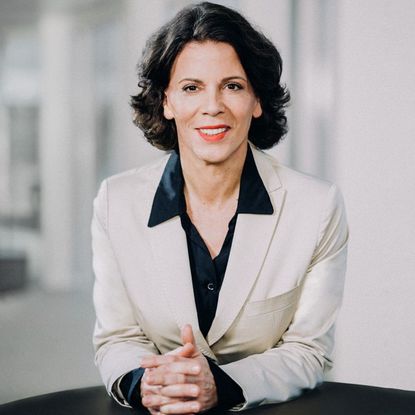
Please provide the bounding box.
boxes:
[92,180,159,407]
[220,183,349,410]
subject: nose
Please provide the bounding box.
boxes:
[202,87,225,116]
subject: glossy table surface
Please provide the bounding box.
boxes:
[1,382,414,415]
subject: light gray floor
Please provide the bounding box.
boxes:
[0,287,101,404]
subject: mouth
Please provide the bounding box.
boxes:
[196,125,231,142]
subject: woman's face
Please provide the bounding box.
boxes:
[163,40,262,167]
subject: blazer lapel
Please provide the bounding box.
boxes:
[148,214,215,357]
[207,147,286,346]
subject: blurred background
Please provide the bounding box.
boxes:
[0,0,414,404]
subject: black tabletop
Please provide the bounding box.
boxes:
[1,382,414,415]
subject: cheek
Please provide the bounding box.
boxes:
[228,95,259,120]
[168,95,199,120]
[235,103,259,125]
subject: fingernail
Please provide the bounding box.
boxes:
[191,386,198,396]
[191,365,200,374]
[191,402,200,411]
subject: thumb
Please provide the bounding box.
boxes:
[181,324,197,347]
[168,324,198,358]
[166,342,194,356]
[180,324,200,357]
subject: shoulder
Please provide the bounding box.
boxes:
[102,153,170,196]
[251,145,336,198]
[251,146,348,246]
[93,153,171,220]
[251,146,346,227]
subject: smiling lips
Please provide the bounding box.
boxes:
[196,125,230,142]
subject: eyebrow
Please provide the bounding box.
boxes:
[178,76,248,83]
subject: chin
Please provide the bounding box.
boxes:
[194,143,239,165]
[195,152,227,165]
[179,136,248,166]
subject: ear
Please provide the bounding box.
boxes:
[253,98,262,119]
[163,93,174,120]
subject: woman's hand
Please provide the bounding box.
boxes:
[141,369,166,415]
[140,325,218,414]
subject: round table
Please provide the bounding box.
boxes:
[1,382,414,415]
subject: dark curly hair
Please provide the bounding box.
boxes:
[131,1,290,151]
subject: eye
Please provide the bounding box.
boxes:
[182,84,199,92]
[225,82,243,91]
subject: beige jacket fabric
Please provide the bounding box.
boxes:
[92,144,348,410]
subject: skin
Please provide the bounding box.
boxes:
[141,325,215,415]
[140,40,262,414]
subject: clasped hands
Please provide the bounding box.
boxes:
[140,324,218,415]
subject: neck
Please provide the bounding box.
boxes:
[180,144,247,209]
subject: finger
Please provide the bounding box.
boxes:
[142,370,161,391]
[178,342,196,357]
[141,354,177,368]
[141,383,164,396]
[141,354,198,369]
[145,362,201,385]
[142,393,181,408]
[161,384,199,398]
[146,370,200,387]
[167,342,195,358]
[160,400,200,414]
[146,371,201,386]
[166,345,185,356]
[181,324,196,348]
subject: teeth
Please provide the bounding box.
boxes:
[200,127,227,135]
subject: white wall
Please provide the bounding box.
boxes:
[327,0,415,390]
[107,0,165,175]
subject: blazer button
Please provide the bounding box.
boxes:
[207,282,215,291]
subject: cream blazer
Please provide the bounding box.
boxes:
[92,144,348,410]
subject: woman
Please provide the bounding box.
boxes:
[92,2,348,414]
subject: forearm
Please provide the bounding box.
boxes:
[220,339,328,410]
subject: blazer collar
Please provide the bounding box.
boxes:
[248,143,282,193]
[147,144,274,228]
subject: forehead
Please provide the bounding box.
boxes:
[169,40,247,80]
